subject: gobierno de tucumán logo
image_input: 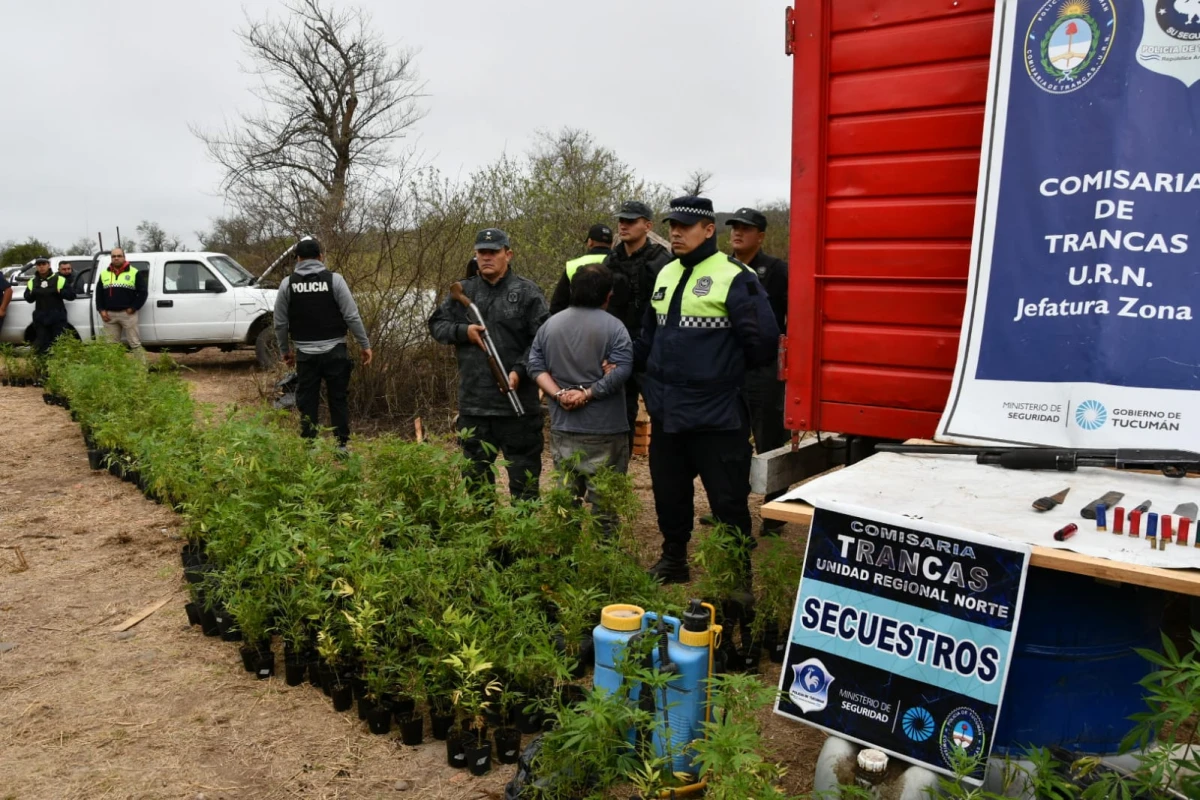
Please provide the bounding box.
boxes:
[1074,399,1108,430]
[1026,0,1117,94]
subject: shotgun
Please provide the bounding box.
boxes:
[449,281,525,416]
[875,444,1200,479]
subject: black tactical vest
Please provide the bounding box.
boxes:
[287,269,347,342]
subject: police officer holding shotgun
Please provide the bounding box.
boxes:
[429,228,549,501]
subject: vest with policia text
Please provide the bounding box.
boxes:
[564,252,607,282]
[643,250,764,432]
[287,269,347,342]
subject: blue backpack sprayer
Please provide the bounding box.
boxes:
[593,599,722,796]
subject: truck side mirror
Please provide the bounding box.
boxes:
[205,280,227,293]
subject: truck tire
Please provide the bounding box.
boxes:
[255,326,279,370]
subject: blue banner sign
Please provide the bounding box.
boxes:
[939,0,1200,447]
[774,503,1030,783]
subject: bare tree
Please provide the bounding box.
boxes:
[680,168,714,197]
[193,0,425,263]
[136,220,183,252]
[64,237,98,256]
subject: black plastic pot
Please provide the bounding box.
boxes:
[466,740,492,776]
[184,602,201,626]
[307,659,322,689]
[331,684,354,712]
[513,706,543,735]
[256,649,275,680]
[388,695,416,720]
[559,685,586,708]
[367,707,393,735]
[199,607,221,637]
[42,392,52,405]
[284,658,307,686]
[495,727,521,765]
[86,449,104,471]
[239,645,258,673]
[446,731,467,769]
[431,711,455,740]
[399,715,424,746]
[216,612,242,643]
[358,695,376,721]
[318,663,340,697]
[769,639,787,664]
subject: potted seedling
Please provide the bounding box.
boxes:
[395,662,427,746]
[493,684,524,765]
[445,639,502,776]
[552,585,602,680]
[225,582,275,679]
[317,628,353,712]
[694,524,757,672]
[751,537,804,664]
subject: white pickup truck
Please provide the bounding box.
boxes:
[1,251,279,367]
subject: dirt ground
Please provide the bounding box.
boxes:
[0,349,825,800]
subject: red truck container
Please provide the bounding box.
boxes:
[784,0,995,442]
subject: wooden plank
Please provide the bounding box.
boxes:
[828,152,982,197]
[827,198,977,240]
[824,241,971,280]
[761,502,1200,597]
[830,60,990,116]
[822,324,960,370]
[831,11,994,74]
[822,283,966,326]
[829,107,986,156]
[831,0,995,33]
[112,596,172,633]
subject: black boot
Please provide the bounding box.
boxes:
[648,544,690,584]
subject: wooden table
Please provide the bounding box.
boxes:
[762,499,1200,598]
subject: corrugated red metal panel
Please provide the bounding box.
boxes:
[818,403,946,440]
[830,0,994,32]
[822,364,951,411]
[822,284,965,327]
[823,242,970,279]
[786,0,992,439]
[822,324,959,370]
[828,153,981,197]
[829,108,986,156]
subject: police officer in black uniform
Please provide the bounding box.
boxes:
[429,228,549,501]
[727,208,789,534]
[636,197,780,584]
[24,257,76,356]
[273,237,373,449]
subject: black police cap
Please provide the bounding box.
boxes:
[587,224,613,244]
[615,200,654,221]
[725,207,768,231]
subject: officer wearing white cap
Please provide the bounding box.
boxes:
[636,196,780,584]
[727,207,789,534]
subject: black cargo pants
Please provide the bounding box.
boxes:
[457,414,544,501]
[295,344,352,445]
[649,419,753,557]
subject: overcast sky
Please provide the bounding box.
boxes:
[2,0,792,251]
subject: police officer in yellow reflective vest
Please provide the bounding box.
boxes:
[24,257,76,356]
[95,248,148,350]
[548,223,613,314]
[635,196,780,585]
